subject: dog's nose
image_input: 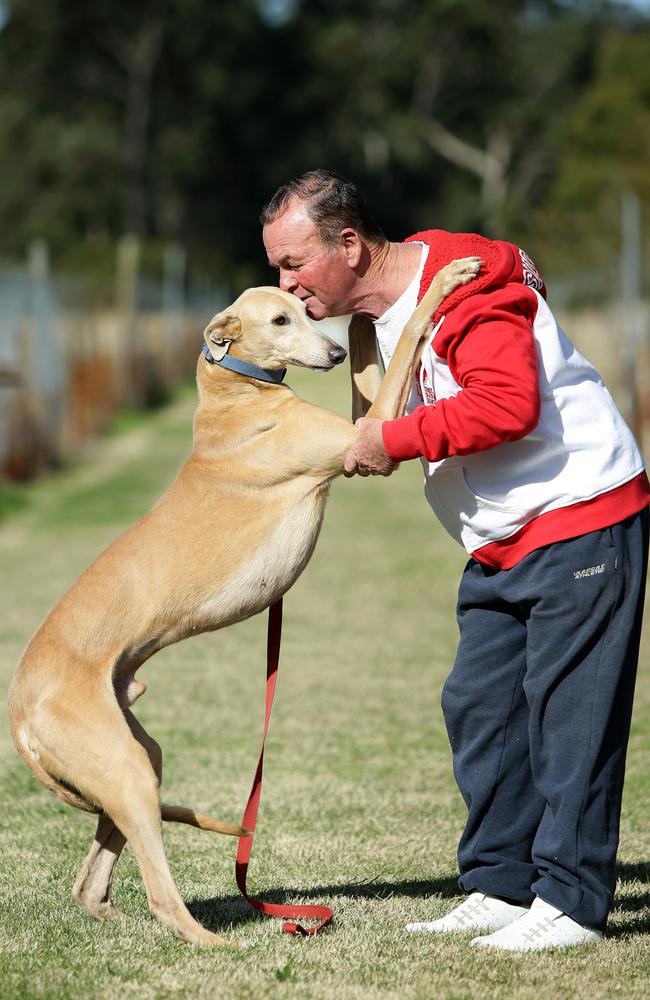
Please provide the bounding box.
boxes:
[329,345,347,366]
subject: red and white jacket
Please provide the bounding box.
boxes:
[379,230,650,569]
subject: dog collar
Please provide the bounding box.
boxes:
[202,342,286,384]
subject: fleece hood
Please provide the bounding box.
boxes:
[406,230,547,322]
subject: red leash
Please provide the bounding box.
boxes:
[235,598,334,935]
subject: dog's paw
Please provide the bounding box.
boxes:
[438,256,483,297]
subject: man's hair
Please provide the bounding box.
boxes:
[260,169,385,247]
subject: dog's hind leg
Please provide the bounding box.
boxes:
[72,814,127,920]
[66,705,229,946]
[73,705,244,929]
[104,758,231,946]
[72,710,162,921]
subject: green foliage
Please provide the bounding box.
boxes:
[536,29,650,274]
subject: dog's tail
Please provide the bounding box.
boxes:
[161,803,250,837]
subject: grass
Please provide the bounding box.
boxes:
[1,365,649,999]
[0,482,30,522]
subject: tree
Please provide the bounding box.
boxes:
[535,27,650,275]
[0,0,646,287]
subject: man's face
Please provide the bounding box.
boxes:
[262,201,357,319]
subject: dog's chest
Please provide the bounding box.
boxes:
[195,492,327,628]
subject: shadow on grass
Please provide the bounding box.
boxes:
[188,874,460,931]
[606,861,650,937]
[188,865,650,937]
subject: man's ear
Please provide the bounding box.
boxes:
[203,313,242,361]
[340,227,363,269]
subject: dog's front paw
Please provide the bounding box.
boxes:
[437,256,483,298]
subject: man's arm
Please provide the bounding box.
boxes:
[348,314,382,422]
[346,283,541,475]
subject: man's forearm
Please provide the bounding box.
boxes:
[347,314,382,421]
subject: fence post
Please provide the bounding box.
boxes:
[26,239,66,467]
[115,233,141,405]
[621,191,647,454]
[163,242,186,357]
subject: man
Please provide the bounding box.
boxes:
[261,169,649,952]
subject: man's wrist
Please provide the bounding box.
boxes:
[381,414,421,462]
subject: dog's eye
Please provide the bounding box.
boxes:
[272,314,288,326]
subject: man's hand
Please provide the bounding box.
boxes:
[343,417,399,478]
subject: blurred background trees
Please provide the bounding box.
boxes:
[1,0,649,482]
[0,0,648,290]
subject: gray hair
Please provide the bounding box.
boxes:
[260,169,385,247]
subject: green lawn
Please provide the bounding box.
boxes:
[1,368,649,999]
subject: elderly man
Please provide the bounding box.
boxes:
[261,169,649,952]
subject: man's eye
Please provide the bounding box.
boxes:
[272,314,288,326]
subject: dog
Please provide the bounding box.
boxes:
[8,256,481,946]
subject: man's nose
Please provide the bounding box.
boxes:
[279,269,298,292]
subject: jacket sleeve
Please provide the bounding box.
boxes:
[381,284,541,463]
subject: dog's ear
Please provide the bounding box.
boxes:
[203,313,242,361]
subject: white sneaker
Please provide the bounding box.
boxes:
[405,892,529,934]
[471,896,604,951]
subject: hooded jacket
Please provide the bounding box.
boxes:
[380,230,649,569]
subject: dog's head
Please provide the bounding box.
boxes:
[203,287,346,372]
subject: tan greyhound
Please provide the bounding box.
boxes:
[8,255,481,947]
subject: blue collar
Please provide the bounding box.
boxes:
[202,342,286,384]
